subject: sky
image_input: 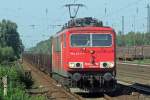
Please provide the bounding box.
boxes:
[0,0,149,48]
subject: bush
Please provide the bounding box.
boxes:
[0,64,46,100]
[0,46,16,63]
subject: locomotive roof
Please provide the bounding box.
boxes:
[54,17,114,37]
[62,17,103,29]
[53,26,114,37]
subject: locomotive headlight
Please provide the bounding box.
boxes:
[103,63,108,68]
[108,62,114,68]
[69,62,83,68]
[100,62,114,68]
[69,62,75,68]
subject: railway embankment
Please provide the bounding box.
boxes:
[0,62,46,100]
[22,59,84,100]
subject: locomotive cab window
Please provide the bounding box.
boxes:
[71,34,90,47]
[92,34,112,46]
[71,34,112,47]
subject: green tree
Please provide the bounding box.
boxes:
[117,31,150,47]
[0,46,15,63]
[29,36,52,55]
[0,19,23,62]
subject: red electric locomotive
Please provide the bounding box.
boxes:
[52,17,116,92]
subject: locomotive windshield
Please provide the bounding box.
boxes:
[92,34,112,46]
[71,34,90,47]
[71,34,112,47]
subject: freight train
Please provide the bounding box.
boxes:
[24,17,117,93]
[117,45,150,60]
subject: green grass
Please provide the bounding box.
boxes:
[121,59,150,65]
[131,59,150,65]
[0,64,46,100]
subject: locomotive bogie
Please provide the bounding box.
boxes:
[66,71,116,92]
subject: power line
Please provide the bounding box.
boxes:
[107,0,142,17]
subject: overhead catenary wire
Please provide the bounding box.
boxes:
[106,0,143,18]
[103,0,142,19]
[105,0,147,33]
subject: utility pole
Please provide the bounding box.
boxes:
[122,16,124,35]
[105,7,108,25]
[104,2,108,26]
[147,4,150,33]
[45,8,49,33]
[136,7,139,32]
[121,16,125,46]
[133,15,136,47]
[133,16,136,33]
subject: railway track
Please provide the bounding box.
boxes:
[22,59,150,100]
[88,62,149,100]
[67,80,150,100]
[118,81,150,94]
[22,59,83,100]
[102,80,150,100]
[104,93,150,100]
[117,63,150,85]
